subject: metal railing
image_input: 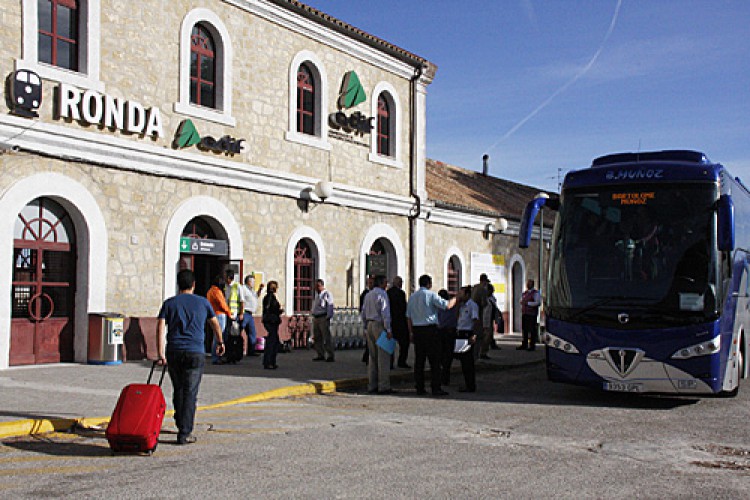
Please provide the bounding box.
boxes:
[288,308,366,350]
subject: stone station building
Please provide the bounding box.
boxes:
[0,0,547,368]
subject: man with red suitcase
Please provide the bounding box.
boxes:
[157,269,225,445]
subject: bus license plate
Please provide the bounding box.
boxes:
[604,382,642,393]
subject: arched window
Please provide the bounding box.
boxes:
[369,85,401,167]
[190,24,216,108]
[38,0,80,71]
[297,64,315,135]
[294,239,316,313]
[175,9,234,125]
[377,94,391,157]
[447,255,461,296]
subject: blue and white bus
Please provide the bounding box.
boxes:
[519,150,748,396]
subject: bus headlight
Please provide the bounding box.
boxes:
[545,332,580,354]
[671,336,721,359]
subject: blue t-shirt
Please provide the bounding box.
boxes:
[158,293,216,354]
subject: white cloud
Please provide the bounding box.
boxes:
[531,35,723,86]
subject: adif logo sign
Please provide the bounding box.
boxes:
[174,119,244,156]
[336,71,366,110]
[329,71,373,136]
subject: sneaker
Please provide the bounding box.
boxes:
[312,356,325,361]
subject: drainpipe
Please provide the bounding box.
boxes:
[408,64,425,293]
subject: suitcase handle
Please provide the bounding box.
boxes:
[147,361,167,386]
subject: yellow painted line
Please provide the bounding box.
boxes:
[207,427,291,434]
[0,376,368,441]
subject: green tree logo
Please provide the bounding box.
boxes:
[174,119,201,148]
[337,71,366,110]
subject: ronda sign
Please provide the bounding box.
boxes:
[57,83,164,138]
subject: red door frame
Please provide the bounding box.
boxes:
[11,198,76,365]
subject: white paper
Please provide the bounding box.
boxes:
[454,339,471,354]
[679,293,704,311]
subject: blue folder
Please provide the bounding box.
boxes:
[376,330,397,355]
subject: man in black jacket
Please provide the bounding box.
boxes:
[387,276,410,368]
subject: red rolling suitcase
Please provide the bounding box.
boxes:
[106,362,166,455]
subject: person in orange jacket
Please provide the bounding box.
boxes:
[206,274,232,364]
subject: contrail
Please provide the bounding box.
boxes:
[485,0,623,155]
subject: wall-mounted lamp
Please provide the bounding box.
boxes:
[314,180,333,201]
[483,217,508,238]
[300,180,334,213]
[0,142,20,154]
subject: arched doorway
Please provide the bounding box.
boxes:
[447,255,462,296]
[179,216,232,297]
[366,238,397,282]
[179,216,235,354]
[512,261,524,333]
[293,239,317,313]
[11,198,76,365]
[359,224,405,298]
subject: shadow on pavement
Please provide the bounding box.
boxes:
[338,363,701,410]
[3,435,111,457]
[0,410,84,421]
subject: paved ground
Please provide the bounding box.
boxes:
[0,334,543,437]
[2,353,748,499]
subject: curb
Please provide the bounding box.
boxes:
[0,357,544,440]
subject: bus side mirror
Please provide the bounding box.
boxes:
[717,194,734,251]
[519,197,548,248]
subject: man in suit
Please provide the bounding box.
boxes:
[387,276,410,368]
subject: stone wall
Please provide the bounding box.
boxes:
[0,0,414,198]
[424,220,546,311]
[0,153,408,317]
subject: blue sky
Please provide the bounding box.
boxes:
[303,0,749,193]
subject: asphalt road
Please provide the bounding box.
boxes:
[2,362,749,498]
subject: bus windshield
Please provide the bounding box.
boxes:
[548,184,720,328]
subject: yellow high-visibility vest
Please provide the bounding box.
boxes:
[227,282,241,315]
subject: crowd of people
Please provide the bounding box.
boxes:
[156,269,541,444]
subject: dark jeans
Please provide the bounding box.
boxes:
[522,314,538,348]
[394,328,410,366]
[166,350,205,440]
[241,313,257,353]
[438,327,457,385]
[456,330,476,390]
[263,322,280,367]
[413,325,442,393]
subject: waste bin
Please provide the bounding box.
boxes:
[88,313,125,365]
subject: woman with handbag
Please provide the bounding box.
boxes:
[261,281,283,369]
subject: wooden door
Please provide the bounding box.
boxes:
[10,198,76,365]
